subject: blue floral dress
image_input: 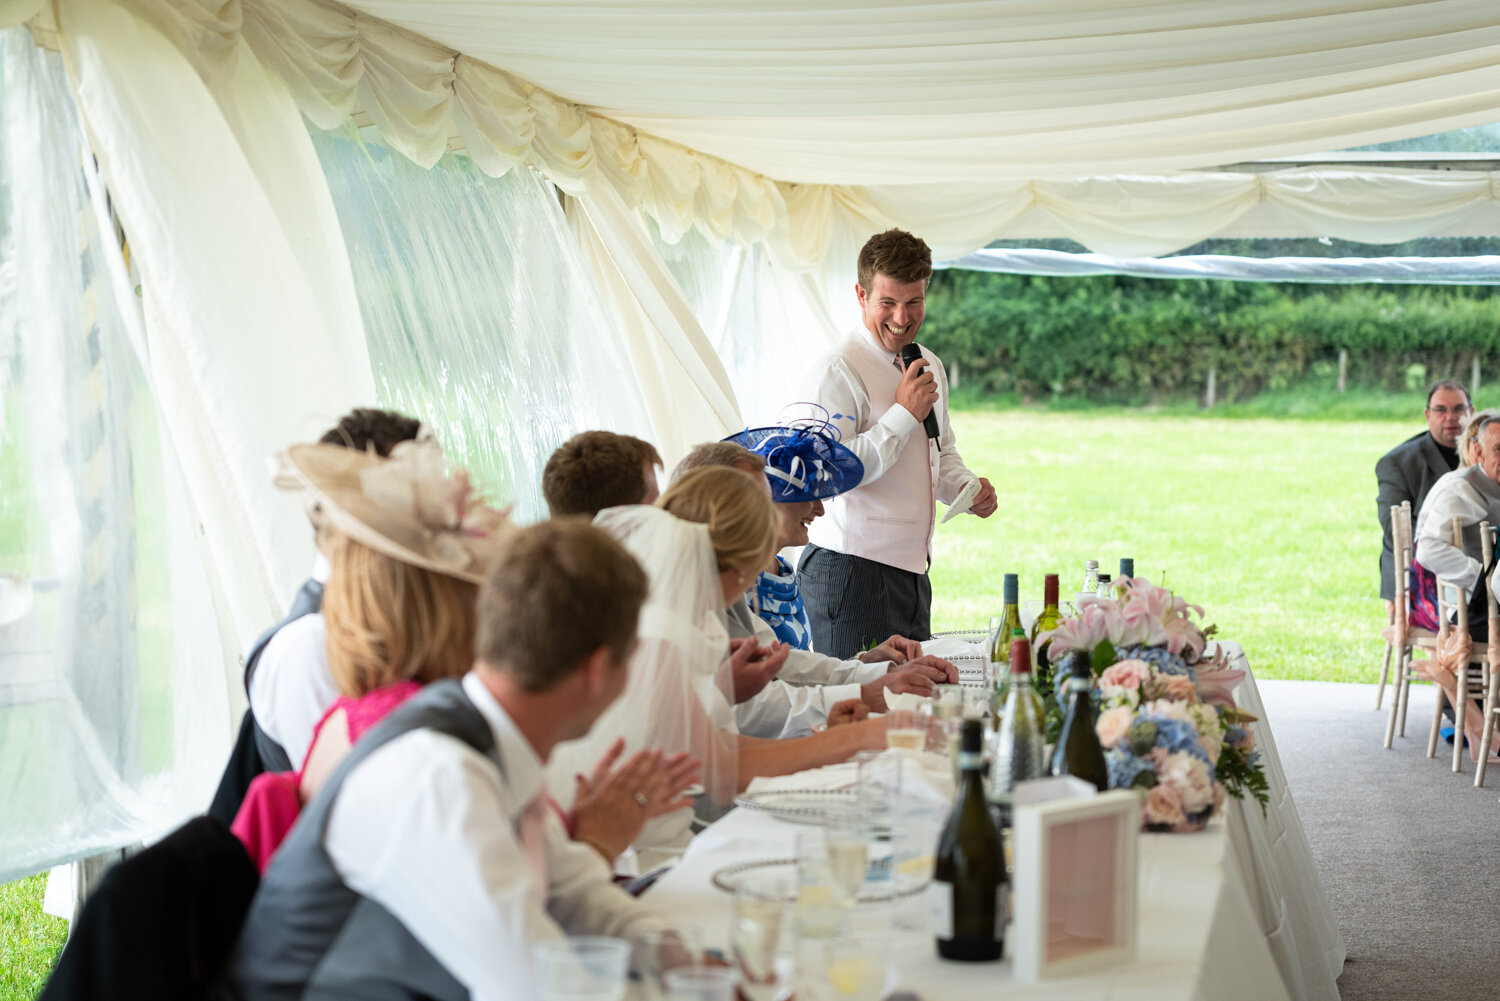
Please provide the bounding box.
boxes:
[754,557,812,650]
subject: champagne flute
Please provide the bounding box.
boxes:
[730,873,792,1001]
[823,809,871,908]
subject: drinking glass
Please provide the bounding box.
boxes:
[730,872,793,1001]
[889,796,947,932]
[533,936,630,1001]
[808,940,889,1001]
[822,809,871,907]
[633,927,704,1001]
[794,830,845,938]
[663,966,737,1001]
[885,709,925,752]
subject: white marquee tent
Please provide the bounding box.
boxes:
[3,0,1500,884]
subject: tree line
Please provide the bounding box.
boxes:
[922,269,1500,404]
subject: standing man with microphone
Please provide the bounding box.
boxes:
[795,229,997,659]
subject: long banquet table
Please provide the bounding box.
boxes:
[642,641,1345,1001]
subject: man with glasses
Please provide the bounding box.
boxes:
[1377,380,1472,609]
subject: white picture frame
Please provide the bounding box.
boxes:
[1011,788,1139,982]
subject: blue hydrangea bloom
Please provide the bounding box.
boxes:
[1115,644,1196,682]
[1105,748,1155,790]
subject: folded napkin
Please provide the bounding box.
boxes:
[745,762,859,796]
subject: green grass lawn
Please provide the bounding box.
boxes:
[931,408,1408,684]
[0,876,66,1001]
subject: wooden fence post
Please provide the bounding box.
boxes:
[1204,364,1216,409]
[1337,348,1347,393]
[1472,355,1481,396]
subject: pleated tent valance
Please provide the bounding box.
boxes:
[20,0,1500,260]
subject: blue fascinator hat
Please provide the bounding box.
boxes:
[723,417,864,503]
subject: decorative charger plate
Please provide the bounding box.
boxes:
[733,788,858,825]
[709,857,921,903]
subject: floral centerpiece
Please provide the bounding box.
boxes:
[1040,577,1268,832]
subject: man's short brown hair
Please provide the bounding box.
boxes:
[475,521,647,691]
[319,408,423,456]
[857,229,932,292]
[670,441,765,484]
[542,431,663,518]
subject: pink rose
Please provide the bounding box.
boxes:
[1160,751,1215,814]
[1144,784,1187,827]
[1100,660,1151,689]
[1095,706,1134,748]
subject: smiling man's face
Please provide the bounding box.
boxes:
[857,272,926,355]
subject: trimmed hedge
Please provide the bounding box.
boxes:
[922,270,1500,404]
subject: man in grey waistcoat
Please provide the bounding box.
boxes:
[1377,380,1470,607]
[225,521,674,1001]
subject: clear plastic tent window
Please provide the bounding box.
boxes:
[309,126,655,523]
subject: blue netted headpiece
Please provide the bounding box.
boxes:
[723,418,864,503]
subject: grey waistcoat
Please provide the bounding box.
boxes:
[225,679,497,1001]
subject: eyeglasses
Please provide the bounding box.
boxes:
[1429,406,1472,416]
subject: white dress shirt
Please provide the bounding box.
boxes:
[799,329,979,569]
[249,613,338,767]
[249,556,337,765]
[325,672,667,1001]
[734,676,862,739]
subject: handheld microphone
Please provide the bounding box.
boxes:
[898,343,941,441]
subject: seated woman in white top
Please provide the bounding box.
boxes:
[548,467,889,866]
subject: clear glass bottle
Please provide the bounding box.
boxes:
[1095,572,1112,599]
[1080,559,1099,595]
[989,638,1047,822]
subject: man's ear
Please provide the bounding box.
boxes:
[854,281,867,308]
[580,645,614,697]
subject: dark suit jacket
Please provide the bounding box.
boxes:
[1376,431,1454,599]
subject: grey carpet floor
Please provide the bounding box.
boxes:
[1257,679,1500,1001]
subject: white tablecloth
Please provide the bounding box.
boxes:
[640,640,1345,1001]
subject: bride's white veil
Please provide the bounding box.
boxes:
[546,505,739,864]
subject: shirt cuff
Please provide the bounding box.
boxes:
[822,683,863,708]
[878,404,921,438]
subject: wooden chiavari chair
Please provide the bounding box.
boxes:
[1385,502,1442,748]
[1423,517,1493,774]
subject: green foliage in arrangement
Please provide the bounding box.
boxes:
[923,270,1500,405]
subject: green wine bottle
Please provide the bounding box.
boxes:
[988,574,1024,711]
[933,719,1006,962]
[1050,651,1109,791]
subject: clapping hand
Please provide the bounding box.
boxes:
[570,738,701,862]
[726,637,790,704]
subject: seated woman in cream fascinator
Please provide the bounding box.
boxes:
[549,466,890,868]
[232,438,698,872]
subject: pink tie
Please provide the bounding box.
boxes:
[519,791,549,898]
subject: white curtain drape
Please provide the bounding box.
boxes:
[52,0,376,674]
[565,182,741,463]
[0,31,230,881]
[24,0,1500,268]
[309,126,657,519]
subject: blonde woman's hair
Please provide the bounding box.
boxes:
[1460,408,1499,468]
[322,533,478,697]
[658,466,777,575]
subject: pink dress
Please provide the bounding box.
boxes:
[230,681,422,873]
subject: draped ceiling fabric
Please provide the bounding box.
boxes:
[19,0,1500,262]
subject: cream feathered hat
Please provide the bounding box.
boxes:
[273,438,514,585]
